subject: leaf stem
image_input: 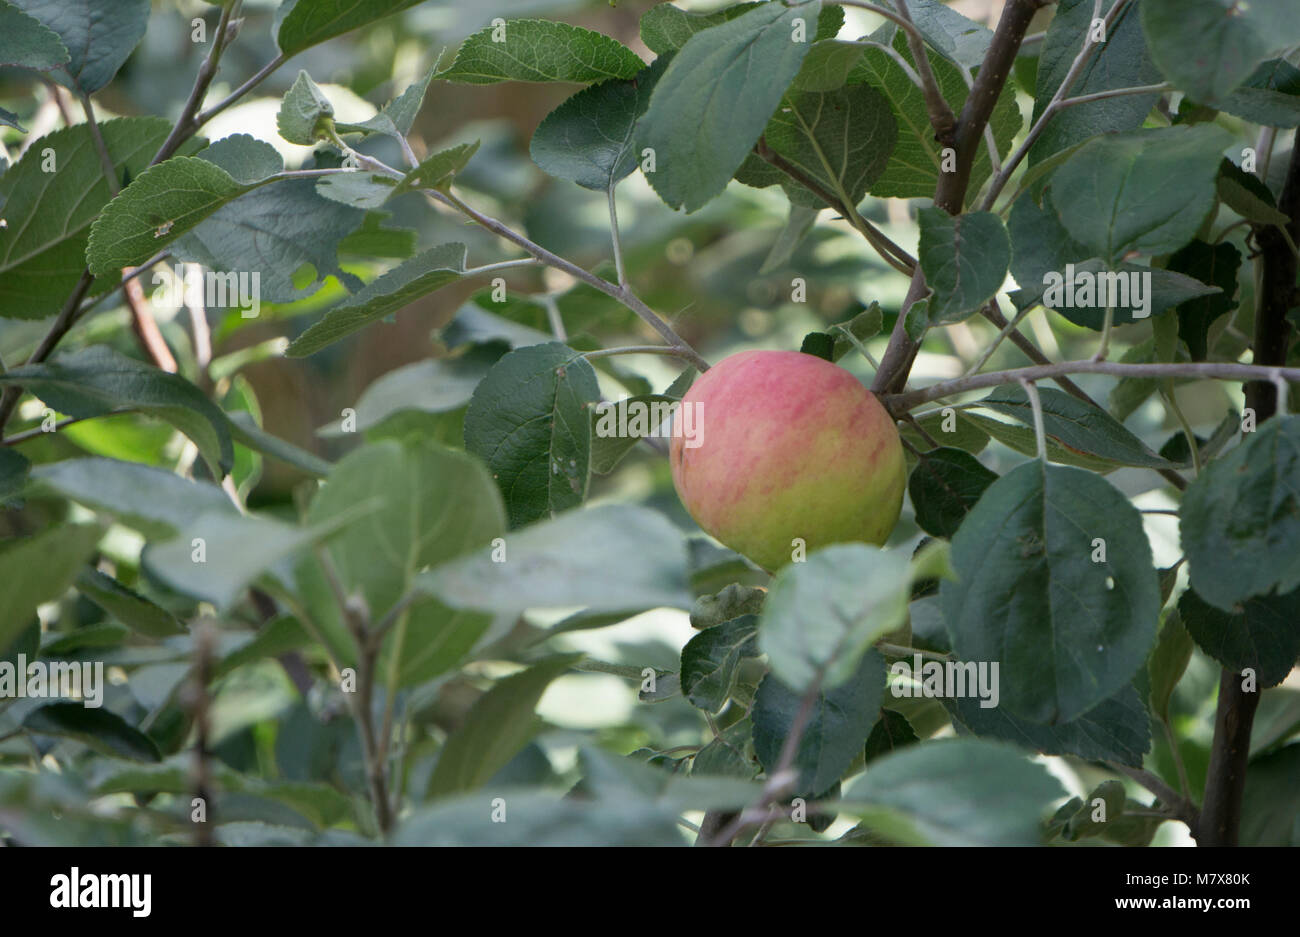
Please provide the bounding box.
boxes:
[1019,377,1047,461]
[607,187,628,290]
[426,187,711,371]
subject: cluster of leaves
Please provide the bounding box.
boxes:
[1,0,1299,847]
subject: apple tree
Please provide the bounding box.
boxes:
[0,0,1298,848]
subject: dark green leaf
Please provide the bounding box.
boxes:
[638,1,819,212]
[908,447,998,539]
[1048,125,1234,263]
[275,0,423,57]
[286,244,469,357]
[842,738,1064,845]
[941,461,1161,722]
[531,57,668,192]
[976,384,1177,469]
[425,654,581,799]
[74,568,184,638]
[0,0,69,71]
[1180,416,1300,610]
[752,650,886,795]
[1167,240,1241,361]
[1179,587,1300,688]
[0,346,234,475]
[917,209,1010,324]
[24,702,161,762]
[463,342,600,527]
[680,615,760,712]
[10,0,148,93]
[439,20,643,84]
[863,708,919,766]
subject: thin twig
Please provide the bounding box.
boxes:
[894,0,956,145]
[884,359,1300,412]
[1019,377,1047,461]
[608,187,628,289]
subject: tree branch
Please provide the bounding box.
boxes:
[883,359,1300,412]
[1197,139,1300,847]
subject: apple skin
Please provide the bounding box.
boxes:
[670,350,905,572]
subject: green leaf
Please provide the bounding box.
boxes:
[790,40,869,93]
[313,172,397,210]
[439,20,644,85]
[1148,610,1194,724]
[941,461,1161,723]
[275,0,423,57]
[760,543,950,694]
[425,654,581,799]
[1019,260,1222,331]
[0,523,103,651]
[975,384,1177,469]
[751,650,885,796]
[639,2,843,56]
[144,510,355,609]
[693,718,757,778]
[908,447,998,540]
[1167,239,1241,361]
[841,739,1064,846]
[336,64,437,140]
[765,82,897,208]
[1181,416,1300,610]
[901,0,992,69]
[391,141,479,195]
[849,28,1020,202]
[531,58,667,192]
[172,178,365,304]
[1179,587,1300,688]
[590,393,678,475]
[680,615,760,713]
[958,410,1117,472]
[863,709,919,766]
[945,683,1151,768]
[40,622,127,655]
[1048,125,1234,263]
[324,347,501,436]
[421,503,693,617]
[0,449,30,504]
[638,1,820,212]
[1216,59,1300,127]
[1030,0,1162,163]
[1141,0,1300,104]
[305,440,506,686]
[276,71,335,145]
[86,156,251,275]
[10,0,148,93]
[23,702,161,763]
[690,583,766,630]
[396,789,682,846]
[197,134,285,185]
[0,0,69,71]
[917,209,1010,324]
[760,203,820,274]
[1218,157,1290,226]
[0,346,234,475]
[31,456,236,538]
[286,243,468,357]
[0,117,186,320]
[74,568,184,638]
[1240,743,1300,846]
[463,342,600,527]
[226,411,332,479]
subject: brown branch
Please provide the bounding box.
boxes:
[872,0,1047,395]
[123,269,178,373]
[895,0,956,146]
[1197,141,1300,847]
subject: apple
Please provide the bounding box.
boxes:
[670,349,905,572]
